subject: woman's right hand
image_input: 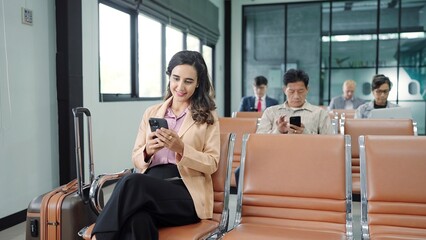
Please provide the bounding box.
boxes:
[145,132,165,156]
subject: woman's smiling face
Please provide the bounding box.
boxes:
[169,64,198,104]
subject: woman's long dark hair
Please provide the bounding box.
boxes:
[164,50,216,125]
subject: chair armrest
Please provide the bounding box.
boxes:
[89,169,133,214]
[331,118,338,134]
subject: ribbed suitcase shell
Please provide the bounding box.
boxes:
[26,107,98,240]
[26,182,97,240]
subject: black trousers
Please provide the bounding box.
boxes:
[92,164,200,240]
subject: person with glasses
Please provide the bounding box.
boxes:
[238,75,279,112]
[355,74,399,119]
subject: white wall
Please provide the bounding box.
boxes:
[0,0,57,218]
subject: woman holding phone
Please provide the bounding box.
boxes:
[90,50,220,240]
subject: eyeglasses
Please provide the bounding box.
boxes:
[374,89,390,95]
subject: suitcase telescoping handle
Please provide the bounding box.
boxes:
[72,107,95,200]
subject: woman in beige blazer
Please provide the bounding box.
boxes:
[91,51,220,240]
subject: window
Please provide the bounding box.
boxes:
[98,1,217,101]
[187,34,200,52]
[99,3,131,95]
[165,26,184,65]
[138,14,162,98]
[202,45,214,81]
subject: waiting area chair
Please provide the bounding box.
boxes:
[222,134,353,240]
[328,109,356,134]
[359,135,426,240]
[218,117,258,188]
[335,109,356,119]
[341,118,417,195]
[328,111,339,134]
[231,111,263,119]
[80,132,236,240]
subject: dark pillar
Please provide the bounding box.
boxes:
[56,0,83,185]
[224,0,231,117]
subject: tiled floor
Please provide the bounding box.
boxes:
[0,222,25,240]
[0,194,361,240]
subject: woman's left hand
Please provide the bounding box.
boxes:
[155,128,184,155]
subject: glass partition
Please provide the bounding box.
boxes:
[243,4,286,103]
[243,0,426,134]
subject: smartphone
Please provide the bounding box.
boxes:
[289,116,301,127]
[149,118,169,132]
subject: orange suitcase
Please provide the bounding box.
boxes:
[26,107,98,240]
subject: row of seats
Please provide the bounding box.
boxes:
[228,112,417,195]
[81,132,237,240]
[157,132,426,240]
[83,133,348,239]
[82,132,425,240]
[221,133,426,240]
[230,109,355,135]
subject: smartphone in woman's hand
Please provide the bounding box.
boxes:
[149,118,169,132]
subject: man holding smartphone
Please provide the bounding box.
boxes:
[256,69,333,135]
[234,69,334,187]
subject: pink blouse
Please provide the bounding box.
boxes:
[149,107,188,168]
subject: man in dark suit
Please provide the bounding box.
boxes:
[239,76,279,112]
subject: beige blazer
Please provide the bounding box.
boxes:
[132,97,220,219]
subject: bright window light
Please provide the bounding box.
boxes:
[166,26,183,65]
[202,45,213,78]
[99,3,131,94]
[401,32,425,39]
[187,34,200,52]
[322,32,425,42]
[138,14,162,97]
